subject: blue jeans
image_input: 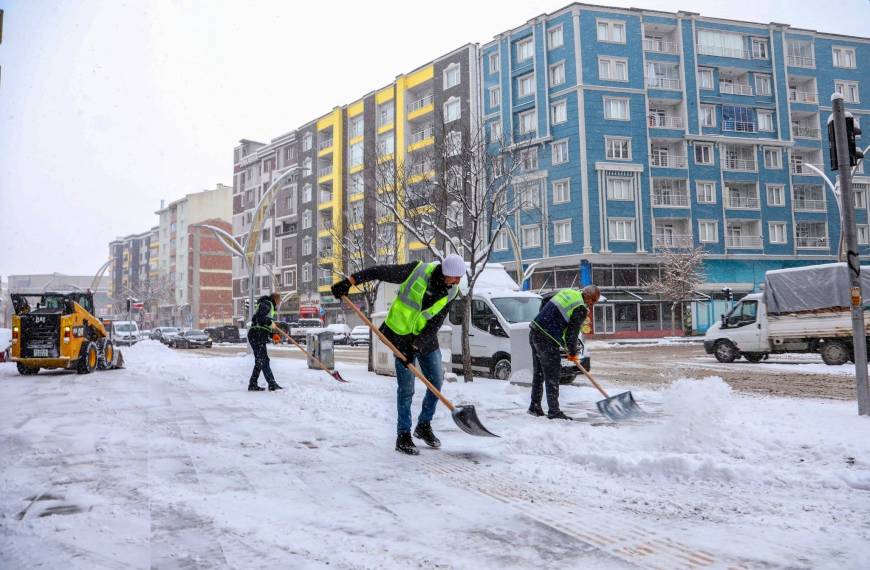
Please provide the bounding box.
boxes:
[394,348,444,435]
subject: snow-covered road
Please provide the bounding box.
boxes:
[1,341,869,569]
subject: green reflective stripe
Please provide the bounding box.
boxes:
[251,300,276,333]
[395,262,430,310]
[552,289,585,321]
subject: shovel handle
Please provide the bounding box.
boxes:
[573,361,610,399]
[342,296,455,412]
[275,327,340,378]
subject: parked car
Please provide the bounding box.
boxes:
[204,325,242,343]
[349,326,370,346]
[0,328,11,362]
[290,318,324,342]
[112,321,141,346]
[325,323,352,345]
[168,329,213,349]
[151,327,181,344]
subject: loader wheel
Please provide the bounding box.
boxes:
[16,363,39,375]
[743,352,766,363]
[820,340,849,366]
[77,342,98,374]
[713,340,737,363]
[98,339,114,370]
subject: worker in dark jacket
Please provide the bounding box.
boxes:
[247,292,283,392]
[529,285,600,420]
[331,254,464,455]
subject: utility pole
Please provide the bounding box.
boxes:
[829,92,870,415]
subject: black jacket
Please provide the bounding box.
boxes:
[533,291,587,356]
[248,295,275,345]
[352,262,454,358]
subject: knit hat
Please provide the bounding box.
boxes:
[442,254,465,277]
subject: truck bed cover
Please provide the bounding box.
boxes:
[764,263,870,314]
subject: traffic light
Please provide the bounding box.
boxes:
[721,287,733,302]
[829,115,864,171]
[243,298,250,313]
[126,298,131,312]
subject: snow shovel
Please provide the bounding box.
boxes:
[572,360,643,421]
[274,327,348,383]
[342,296,498,438]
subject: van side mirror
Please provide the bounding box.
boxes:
[720,314,726,328]
[489,317,507,337]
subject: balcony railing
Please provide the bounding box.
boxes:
[722,120,757,133]
[793,126,821,139]
[653,234,693,248]
[697,44,751,59]
[794,198,826,211]
[796,236,828,248]
[720,82,754,96]
[791,160,824,175]
[318,166,333,178]
[789,89,818,104]
[723,157,757,172]
[409,126,435,145]
[643,38,679,54]
[319,191,332,203]
[787,55,815,68]
[648,115,683,129]
[651,193,690,207]
[318,138,333,151]
[408,94,434,113]
[726,195,760,208]
[646,76,681,90]
[725,235,763,248]
[650,154,688,168]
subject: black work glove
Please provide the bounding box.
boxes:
[401,343,419,364]
[331,278,352,299]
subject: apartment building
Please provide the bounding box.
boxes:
[483,4,868,336]
[109,227,158,319]
[231,44,479,323]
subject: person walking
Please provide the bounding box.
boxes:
[331,254,464,455]
[247,292,284,392]
[528,285,600,420]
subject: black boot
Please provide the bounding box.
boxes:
[268,382,283,391]
[413,422,441,449]
[527,403,545,417]
[395,432,419,455]
[248,382,264,391]
[548,410,573,421]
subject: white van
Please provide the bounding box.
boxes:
[112,321,141,346]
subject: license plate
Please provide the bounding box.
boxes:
[33,349,49,357]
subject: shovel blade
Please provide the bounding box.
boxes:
[596,391,643,421]
[451,405,499,438]
[330,370,349,383]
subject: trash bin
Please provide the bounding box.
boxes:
[306,330,334,370]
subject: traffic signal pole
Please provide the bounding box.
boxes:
[830,93,870,415]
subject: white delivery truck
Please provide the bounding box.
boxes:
[704,262,870,365]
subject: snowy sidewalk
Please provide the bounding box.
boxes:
[1,341,869,569]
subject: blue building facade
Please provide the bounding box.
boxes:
[483,4,869,335]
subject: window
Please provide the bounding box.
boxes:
[758,110,775,132]
[349,115,364,139]
[377,102,394,127]
[697,29,746,58]
[517,37,534,62]
[302,209,312,229]
[550,100,567,124]
[303,157,312,176]
[549,62,566,87]
[520,147,538,171]
[855,184,867,208]
[835,81,860,103]
[755,74,772,96]
[553,179,570,204]
[302,236,312,255]
[604,97,630,120]
[488,86,501,108]
[303,183,312,203]
[349,173,364,195]
[597,19,626,43]
[769,222,787,244]
[444,98,461,122]
[302,133,313,151]
[518,73,535,97]
[349,141,364,167]
[695,144,714,165]
[697,181,716,204]
[519,109,536,135]
[521,225,541,248]
[488,52,500,73]
[859,225,870,245]
[553,220,572,244]
[787,39,815,67]
[608,218,635,241]
[376,132,394,156]
[302,263,311,283]
[551,140,569,165]
[490,121,503,143]
[751,38,769,59]
[446,131,462,156]
[698,68,714,90]
[701,105,717,127]
[494,229,509,251]
[766,184,785,206]
[284,146,296,164]
[699,220,718,242]
[764,148,782,169]
[547,25,564,49]
[606,177,633,200]
[605,136,631,160]
[443,63,460,89]
[598,57,628,81]
[833,47,857,69]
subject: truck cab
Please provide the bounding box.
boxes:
[703,293,770,362]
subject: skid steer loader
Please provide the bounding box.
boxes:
[10,291,124,375]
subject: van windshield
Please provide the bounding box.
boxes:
[491,297,540,324]
[115,324,137,332]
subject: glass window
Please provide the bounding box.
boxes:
[755,74,772,96]
[521,225,541,248]
[547,26,564,49]
[519,110,536,135]
[553,179,570,204]
[599,57,628,81]
[606,177,633,200]
[608,219,635,242]
[471,299,496,331]
[551,140,569,164]
[769,222,787,244]
[444,98,461,122]
[701,105,717,127]
[444,64,460,89]
[349,116,364,138]
[597,20,626,43]
[489,52,500,73]
[489,86,501,108]
[695,144,714,165]
[605,137,631,160]
[517,37,534,62]
[553,220,572,244]
[549,61,566,87]
[698,68,714,90]
[697,181,716,204]
[490,121,503,143]
[615,303,638,332]
[758,110,775,132]
[613,265,637,286]
[699,220,718,242]
[833,47,856,68]
[492,297,541,323]
[518,73,535,97]
[592,265,613,286]
[550,100,567,124]
[640,303,661,331]
[604,97,630,120]
[766,184,784,206]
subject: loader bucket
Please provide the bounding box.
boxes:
[451,405,499,438]
[596,391,643,421]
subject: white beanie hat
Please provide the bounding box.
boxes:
[442,254,465,277]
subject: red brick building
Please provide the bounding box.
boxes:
[188,219,234,328]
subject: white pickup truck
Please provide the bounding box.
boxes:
[704,263,870,365]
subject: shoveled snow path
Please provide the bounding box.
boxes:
[1,340,869,569]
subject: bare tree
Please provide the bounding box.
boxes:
[643,246,707,336]
[373,112,526,381]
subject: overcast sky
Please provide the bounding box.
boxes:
[0,0,867,278]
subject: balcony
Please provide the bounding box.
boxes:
[408,94,434,113]
[697,44,750,59]
[318,138,333,151]
[791,160,824,176]
[653,234,693,248]
[789,89,818,104]
[318,249,334,262]
[793,126,820,139]
[319,191,333,203]
[720,82,754,96]
[794,198,826,211]
[723,157,757,172]
[722,120,757,133]
[652,192,689,207]
[648,115,683,129]
[318,166,333,178]
[725,235,763,248]
[787,55,815,68]
[643,38,679,54]
[726,194,760,209]
[796,236,828,248]
[646,76,681,90]
[650,154,688,168]
[408,126,435,146]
